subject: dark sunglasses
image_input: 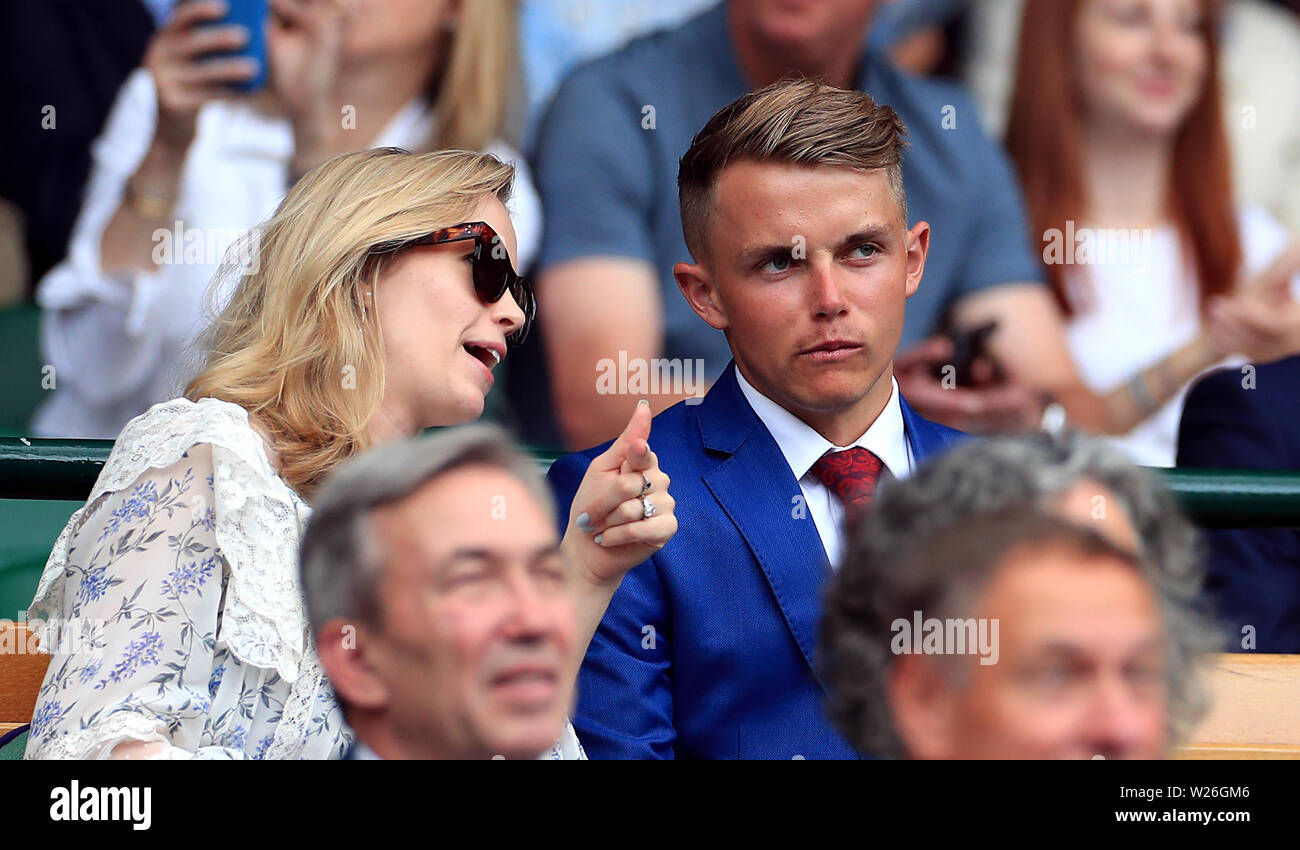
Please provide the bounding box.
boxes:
[373,220,535,344]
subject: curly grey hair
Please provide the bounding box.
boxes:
[820,431,1220,758]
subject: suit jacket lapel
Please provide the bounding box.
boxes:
[697,363,834,691]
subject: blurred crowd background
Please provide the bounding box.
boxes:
[2,0,1298,452]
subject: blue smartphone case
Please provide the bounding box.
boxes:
[199,0,269,92]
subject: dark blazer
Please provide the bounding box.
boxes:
[548,362,968,758]
[1177,356,1300,652]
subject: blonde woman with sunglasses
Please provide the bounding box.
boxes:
[24,148,677,759]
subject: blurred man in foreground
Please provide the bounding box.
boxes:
[303,425,584,760]
[822,434,1217,758]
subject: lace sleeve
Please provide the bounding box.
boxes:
[26,445,245,759]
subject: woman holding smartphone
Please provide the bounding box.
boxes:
[25,147,677,759]
[34,0,534,438]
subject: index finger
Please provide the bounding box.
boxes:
[895,335,954,368]
[964,383,1039,418]
[897,379,984,416]
[168,0,230,31]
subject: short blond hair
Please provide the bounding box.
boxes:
[186,147,515,498]
[677,77,909,260]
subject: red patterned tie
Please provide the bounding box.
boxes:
[810,447,885,518]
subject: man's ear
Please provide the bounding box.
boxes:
[316,618,389,712]
[904,221,930,300]
[674,260,729,331]
[888,654,956,760]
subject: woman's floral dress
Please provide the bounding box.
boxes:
[25,396,586,760]
[25,397,350,758]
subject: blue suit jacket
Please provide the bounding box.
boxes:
[548,362,969,759]
[1177,356,1300,652]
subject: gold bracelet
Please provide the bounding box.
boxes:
[124,177,175,220]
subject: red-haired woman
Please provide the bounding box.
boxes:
[1006,0,1300,465]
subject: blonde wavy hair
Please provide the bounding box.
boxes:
[185,147,516,498]
[431,0,521,150]
[250,1,520,150]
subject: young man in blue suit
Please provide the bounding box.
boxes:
[547,78,968,759]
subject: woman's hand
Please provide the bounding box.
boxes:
[268,0,348,179]
[561,400,678,590]
[1241,238,1300,299]
[1208,241,1300,364]
[105,1,258,270]
[145,0,261,155]
[1208,292,1300,365]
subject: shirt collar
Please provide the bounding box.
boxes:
[374,97,438,150]
[734,366,910,481]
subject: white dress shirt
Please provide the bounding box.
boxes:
[734,367,914,569]
[33,68,542,438]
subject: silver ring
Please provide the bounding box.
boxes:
[640,473,652,494]
[640,495,656,519]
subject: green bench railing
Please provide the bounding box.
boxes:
[0,437,565,502]
[1,437,1299,529]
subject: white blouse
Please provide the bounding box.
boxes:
[25,397,584,760]
[1065,205,1300,467]
[32,68,542,440]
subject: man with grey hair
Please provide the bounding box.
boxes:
[821,433,1219,759]
[301,424,585,760]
